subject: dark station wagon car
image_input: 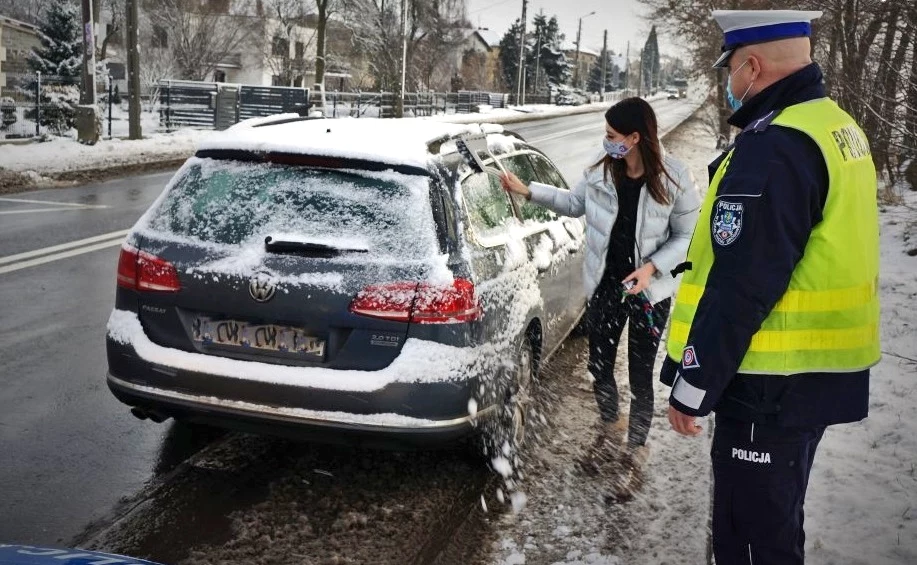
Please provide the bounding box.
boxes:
[105,115,586,450]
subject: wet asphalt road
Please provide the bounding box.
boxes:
[0,99,696,553]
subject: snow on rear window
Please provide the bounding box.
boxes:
[145,158,440,263]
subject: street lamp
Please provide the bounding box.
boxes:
[573,11,596,90]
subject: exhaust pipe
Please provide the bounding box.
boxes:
[130,406,170,423]
[147,409,169,423]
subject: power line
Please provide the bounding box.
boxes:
[467,0,517,16]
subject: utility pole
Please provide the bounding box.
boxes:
[573,11,595,90]
[396,0,408,118]
[601,29,608,97]
[515,0,527,106]
[624,41,630,93]
[79,0,96,105]
[533,27,542,96]
[638,48,644,97]
[126,0,141,139]
[77,0,100,143]
[573,19,582,89]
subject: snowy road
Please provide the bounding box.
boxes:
[0,99,699,558]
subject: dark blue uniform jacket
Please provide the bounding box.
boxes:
[660,63,871,428]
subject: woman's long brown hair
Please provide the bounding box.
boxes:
[594,97,674,205]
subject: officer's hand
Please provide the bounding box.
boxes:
[499,172,530,199]
[623,262,657,294]
[668,405,703,436]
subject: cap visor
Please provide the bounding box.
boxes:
[713,50,733,69]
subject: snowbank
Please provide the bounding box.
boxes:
[0,128,211,176]
[804,188,917,565]
[0,93,677,180]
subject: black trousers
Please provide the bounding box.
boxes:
[712,414,826,565]
[586,279,670,447]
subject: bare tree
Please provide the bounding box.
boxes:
[410,0,468,90]
[0,0,45,24]
[342,0,469,92]
[256,0,317,85]
[142,0,256,81]
[642,0,917,189]
[313,0,340,87]
[460,49,489,90]
[98,0,125,61]
[639,0,750,141]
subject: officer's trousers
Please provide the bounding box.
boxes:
[711,414,825,565]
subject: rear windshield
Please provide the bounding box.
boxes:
[146,158,439,260]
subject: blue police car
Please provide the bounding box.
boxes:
[0,545,162,565]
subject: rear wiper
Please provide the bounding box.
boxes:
[264,236,369,258]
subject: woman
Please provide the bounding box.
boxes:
[500,97,700,495]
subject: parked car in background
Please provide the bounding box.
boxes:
[105,116,586,453]
[555,87,587,106]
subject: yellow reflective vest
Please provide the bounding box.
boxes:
[666,98,881,375]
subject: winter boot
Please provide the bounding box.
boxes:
[605,444,650,503]
[578,418,628,475]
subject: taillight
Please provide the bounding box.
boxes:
[348,279,481,324]
[411,278,480,323]
[116,244,139,289]
[348,282,418,322]
[116,244,181,292]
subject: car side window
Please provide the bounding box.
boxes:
[461,172,514,239]
[528,154,569,190]
[500,154,558,223]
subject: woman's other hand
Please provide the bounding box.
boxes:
[499,172,531,199]
[623,262,657,294]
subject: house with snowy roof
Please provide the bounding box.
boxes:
[456,28,502,92]
[560,40,599,90]
[0,15,42,93]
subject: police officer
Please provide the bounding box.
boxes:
[661,10,880,565]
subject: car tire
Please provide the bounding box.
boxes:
[506,334,535,449]
[476,334,536,458]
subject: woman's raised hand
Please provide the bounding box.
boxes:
[499,172,531,199]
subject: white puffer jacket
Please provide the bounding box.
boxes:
[529,151,701,304]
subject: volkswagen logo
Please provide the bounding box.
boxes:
[249,276,276,303]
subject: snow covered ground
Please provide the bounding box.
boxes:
[488,114,917,565]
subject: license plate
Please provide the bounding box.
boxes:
[193,318,325,357]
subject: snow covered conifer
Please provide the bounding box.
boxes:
[28,0,81,78]
[27,0,82,135]
[587,51,617,94]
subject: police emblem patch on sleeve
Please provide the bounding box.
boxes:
[682,345,701,369]
[712,200,744,246]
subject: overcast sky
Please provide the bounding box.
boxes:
[465,0,678,57]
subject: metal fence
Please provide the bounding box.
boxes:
[1,73,83,139]
[157,80,312,131]
[0,72,644,140]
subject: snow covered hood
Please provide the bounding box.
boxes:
[197,117,504,170]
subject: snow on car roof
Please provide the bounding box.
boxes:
[198,117,505,170]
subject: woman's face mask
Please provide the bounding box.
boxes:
[603,136,633,159]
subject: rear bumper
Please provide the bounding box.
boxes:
[106,335,496,445]
[108,373,489,446]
